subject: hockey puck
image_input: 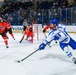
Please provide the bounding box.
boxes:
[17,61,21,63]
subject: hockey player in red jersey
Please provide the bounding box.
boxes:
[0,17,15,40]
[24,24,33,42]
[43,24,52,33]
[43,24,52,37]
[19,24,34,43]
[0,17,9,48]
[5,21,15,40]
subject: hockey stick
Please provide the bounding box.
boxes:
[19,35,25,43]
[44,33,51,47]
[16,40,53,63]
[17,49,39,63]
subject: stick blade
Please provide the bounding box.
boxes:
[19,35,24,43]
[15,60,21,63]
[19,41,21,43]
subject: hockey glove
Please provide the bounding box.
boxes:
[43,29,46,33]
[39,43,46,50]
[54,35,59,40]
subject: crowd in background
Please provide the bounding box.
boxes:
[0,0,76,26]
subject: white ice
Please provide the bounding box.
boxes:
[0,33,76,75]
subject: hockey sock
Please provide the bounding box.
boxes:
[10,33,15,40]
[3,36,8,45]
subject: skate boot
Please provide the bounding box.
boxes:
[72,57,76,64]
[13,38,15,40]
[6,45,9,48]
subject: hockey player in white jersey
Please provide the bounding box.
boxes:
[38,19,76,64]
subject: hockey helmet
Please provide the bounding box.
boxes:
[50,19,58,25]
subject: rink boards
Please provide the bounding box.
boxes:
[11,25,76,33]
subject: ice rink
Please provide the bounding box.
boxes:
[0,33,76,75]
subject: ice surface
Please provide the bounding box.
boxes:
[0,33,76,75]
